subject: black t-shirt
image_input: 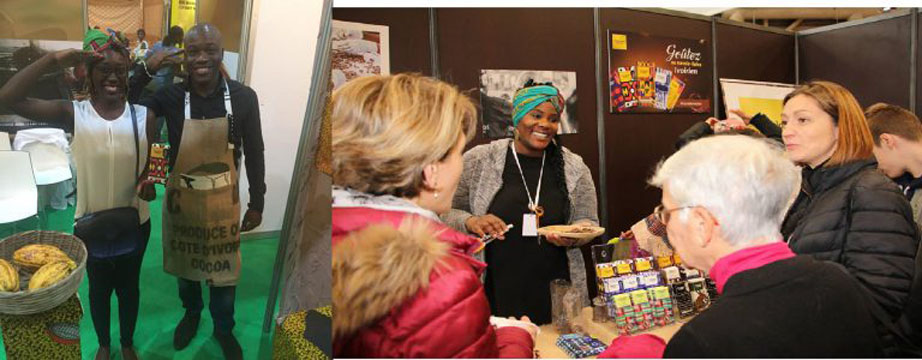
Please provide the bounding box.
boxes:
[130,70,266,212]
[895,173,922,199]
[484,147,570,325]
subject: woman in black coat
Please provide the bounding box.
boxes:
[780,81,920,355]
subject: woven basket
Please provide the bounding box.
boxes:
[0,231,87,315]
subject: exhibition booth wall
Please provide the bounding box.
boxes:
[798,10,918,112]
[333,7,806,298]
[333,7,922,299]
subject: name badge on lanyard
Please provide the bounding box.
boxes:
[510,142,545,239]
[184,78,236,149]
[522,214,538,237]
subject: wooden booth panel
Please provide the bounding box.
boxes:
[436,8,600,184]
[918,13,922,117]
[142,0,164,43]
[199,0,245,52]
[799,15,912,109]
[716,23,795,120]
[598,9,714,235]
[0,0,84,40]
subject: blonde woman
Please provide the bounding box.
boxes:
[332,74,536,358]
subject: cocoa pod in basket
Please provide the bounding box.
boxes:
[28,261,74,290]
[13,244,75,270]
[0,259,19,292]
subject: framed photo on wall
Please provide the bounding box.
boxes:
[720,78,796,125]
[331,20,389,90]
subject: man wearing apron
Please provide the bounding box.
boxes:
[130,24,265,360]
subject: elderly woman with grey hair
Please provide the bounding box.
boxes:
[599,135,883,357]
[444,79,599,325]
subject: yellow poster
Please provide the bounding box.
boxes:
[611,33,627,50]
[739,97,784,126]
[170,0,197,36]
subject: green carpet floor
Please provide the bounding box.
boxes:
[0,185,279,359]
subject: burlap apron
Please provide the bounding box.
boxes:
[162,80,241,286]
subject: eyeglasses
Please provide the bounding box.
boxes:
[653,204,699,224]
[94,65,128,77]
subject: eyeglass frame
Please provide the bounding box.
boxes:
[653,204,700,225]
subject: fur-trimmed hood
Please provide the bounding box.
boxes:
[331,206,484,339]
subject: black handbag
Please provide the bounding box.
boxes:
[302,309,331,359]
[74,105,145,259]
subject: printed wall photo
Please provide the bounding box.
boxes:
[331,20,389,90]
[479,69,578,139]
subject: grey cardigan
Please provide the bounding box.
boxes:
[443,138,600,307]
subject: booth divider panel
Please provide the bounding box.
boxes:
[916,12,921,116]
[799,15,912,109]
[716,23,795,120]
[598,8,713,237]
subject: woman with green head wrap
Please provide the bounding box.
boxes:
[444,79,600,324]
[0,29,159,360]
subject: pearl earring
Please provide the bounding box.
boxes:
[434,192,439,199]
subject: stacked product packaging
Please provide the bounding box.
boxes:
[591,243,718,335]
[555,334,608,358]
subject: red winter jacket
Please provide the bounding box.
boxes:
[332,206,535,358]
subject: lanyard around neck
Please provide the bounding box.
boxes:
[510,141,545,213]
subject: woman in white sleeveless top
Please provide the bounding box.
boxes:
[0,30,160,360]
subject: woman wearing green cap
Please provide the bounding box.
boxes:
[0,29,169,360]
[444,79,600,324]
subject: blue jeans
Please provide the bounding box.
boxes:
[87,221,151,347]
[177,278,236,334]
